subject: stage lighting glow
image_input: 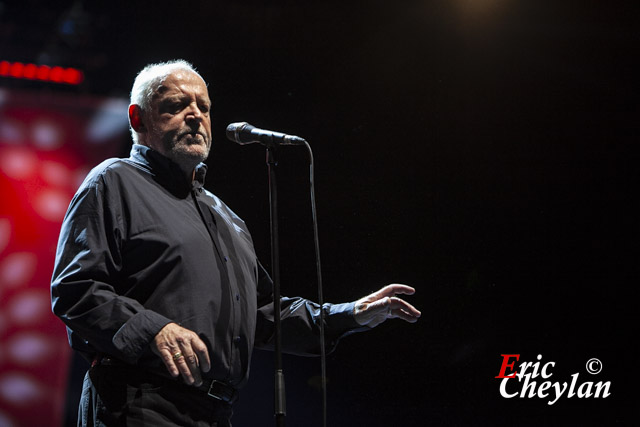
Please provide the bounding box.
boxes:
[34,189,70,221]
[0,252,37,289]
[32,120,63,150]
[0,412,17,427]
[0,313,6,337]
[0,60,84,85]
[0,218,10,254]
[6,332,57,365]
[0,148,37,180]
[0,87,127,427]
[0,372,45,406]
[36,65,50,81]
[22,64,37,79]
[0,89,8,107]
[5,290,50,326]
[41,161,72,187]
[0,119,24,144]
[87,98,130,143]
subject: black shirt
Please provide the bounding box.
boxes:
[51,144,360,388]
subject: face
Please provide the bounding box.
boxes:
[143,70,212,171]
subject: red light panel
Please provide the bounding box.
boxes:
[0,60,84,85]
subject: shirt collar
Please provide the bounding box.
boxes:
[129,144,208,193]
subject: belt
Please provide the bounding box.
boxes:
[94,356,238,404]
[196,378,239,404]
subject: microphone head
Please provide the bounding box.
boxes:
[226,121,306,146]
[226,122,256,145]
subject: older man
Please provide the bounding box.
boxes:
[51,60,420,426]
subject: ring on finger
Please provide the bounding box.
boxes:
[173,351,183,361]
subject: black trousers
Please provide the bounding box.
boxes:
[79,364,233,426]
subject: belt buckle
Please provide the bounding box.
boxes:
[207,380,235,403]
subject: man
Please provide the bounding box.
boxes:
[51,60,421,426]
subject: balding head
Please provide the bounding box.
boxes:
[129,60,206,144]
[128,60,212,177]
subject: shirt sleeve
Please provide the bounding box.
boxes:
[253,262,368,355]
[50,170,172,364]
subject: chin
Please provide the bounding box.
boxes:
[170,144,209,166]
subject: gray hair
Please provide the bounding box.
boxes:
[129,59,204,143]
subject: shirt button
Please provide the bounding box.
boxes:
[235,294,240,301]
[224,256,229,262]
[234,336,241,343]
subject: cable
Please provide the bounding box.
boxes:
[305,141,327,427]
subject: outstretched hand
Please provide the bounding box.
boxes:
[152,322,211,387]
[354,284,421,328]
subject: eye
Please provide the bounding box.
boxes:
[171,102,185,113]
[159,100,185,114]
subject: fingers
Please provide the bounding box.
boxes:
[172,341,203,386]
[388,297,421,323]
[354,284,421,327]
[152,323,211,387]
[380,284,416,296]
[191,338,211,373]
[365,284,415,303]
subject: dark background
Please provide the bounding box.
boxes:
[2,1,636,425]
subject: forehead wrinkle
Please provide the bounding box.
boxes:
[151,75,210,106]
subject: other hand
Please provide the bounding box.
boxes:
[152,323,211,386]
[354,284,421,328]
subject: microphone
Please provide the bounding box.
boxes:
[226,122,306,146]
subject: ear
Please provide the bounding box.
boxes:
[128,104,146,133]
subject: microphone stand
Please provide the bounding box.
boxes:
[228,123,325,427]
[266,144,286,427]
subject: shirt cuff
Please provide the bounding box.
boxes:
[324,301,369,346]
[111,309,173,364]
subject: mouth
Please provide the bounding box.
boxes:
[180,131,207,142]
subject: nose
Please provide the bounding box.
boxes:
[185,102,204,123]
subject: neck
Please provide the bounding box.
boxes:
[139,141,200,182]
